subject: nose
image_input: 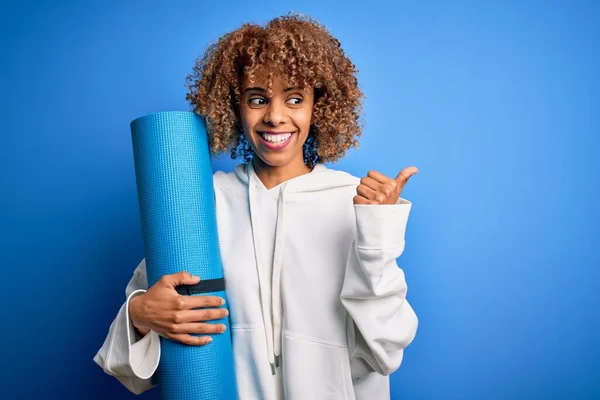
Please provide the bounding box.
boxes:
[263,101,287,126]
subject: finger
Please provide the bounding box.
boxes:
[160,271,201,288]
[173,308,229,323]
[395,166,419,188]
[360,176,385,192]
[356,184,386,204]
[170,334,213,346]
[367,170,396,185]
[364,173,399,195]
[171,322,227,335]
[184,295,226,309]
[353,195,378,205]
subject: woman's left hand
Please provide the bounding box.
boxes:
[353,167,419,205]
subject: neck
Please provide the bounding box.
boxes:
[252,156,311,190]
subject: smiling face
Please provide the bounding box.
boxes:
[239,72,315,172]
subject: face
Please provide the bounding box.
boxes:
[239,72,314,170]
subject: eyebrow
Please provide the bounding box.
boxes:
[244,86,266,93]
[243,86,301,93]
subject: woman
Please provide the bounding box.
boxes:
[94,13,419,399]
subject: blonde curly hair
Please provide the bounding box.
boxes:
[186,13,364,166]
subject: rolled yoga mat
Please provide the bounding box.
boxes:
[130,111,238,400]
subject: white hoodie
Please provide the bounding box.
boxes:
[94,162,418,399]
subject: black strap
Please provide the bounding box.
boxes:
[176,278,226,295]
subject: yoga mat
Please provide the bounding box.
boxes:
[130,111,238,400]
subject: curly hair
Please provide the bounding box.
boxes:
[185,13,364,166]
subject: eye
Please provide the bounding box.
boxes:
[248,97,267,106]
[286,97,303,105]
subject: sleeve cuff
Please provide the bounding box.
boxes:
[354,198,412,249]
[125,289,160,379]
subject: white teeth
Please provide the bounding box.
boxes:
[262,133,292,144]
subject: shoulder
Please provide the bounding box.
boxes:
[213,169,236,186]
[290,164,359,202]
[213,164,247,194]
[314,164,360,192]
[318,165,361,184]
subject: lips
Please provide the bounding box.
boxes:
[257,131,295,150]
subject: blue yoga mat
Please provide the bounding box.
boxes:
[130,111,238,400]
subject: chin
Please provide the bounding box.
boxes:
[254,152,296,167]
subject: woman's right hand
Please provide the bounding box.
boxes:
[129,271,228,346]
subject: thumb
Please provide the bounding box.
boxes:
[395,166,419,186]
[164,271,201,288]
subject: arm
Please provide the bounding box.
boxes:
[341,199,418,377]
[93,259,161,395]
[93,259,227,394]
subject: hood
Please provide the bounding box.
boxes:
[233,162,358,374]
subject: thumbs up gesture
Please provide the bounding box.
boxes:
[353,167,419,205]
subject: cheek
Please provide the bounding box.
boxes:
[303,101,315,129]
[298,111,313,134]
[239,109,257,136]
[240,117,250,134]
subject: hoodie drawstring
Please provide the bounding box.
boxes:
[247,165,287,374]
[271,183,287,367]
[248,169,276,374]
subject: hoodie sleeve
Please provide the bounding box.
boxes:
[340,198,418,377]
[93,259,161,394]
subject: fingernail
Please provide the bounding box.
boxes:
[220,298,226,305]
[224,310,229,316]
[206,337,213,344]
[221,325,227,332]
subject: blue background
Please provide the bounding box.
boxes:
[1,0,599,399]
